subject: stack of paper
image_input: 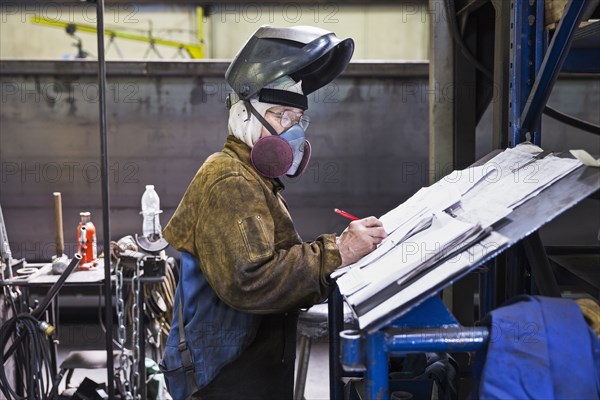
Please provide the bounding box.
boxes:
[344,212,481,296]
[461,148,582,210]
[332,185,461,280]
[332,146,582,330]
[354,232,509,329]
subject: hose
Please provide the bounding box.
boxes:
[0,314,54,400]
[543,105,600,135]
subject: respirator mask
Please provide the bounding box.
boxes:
[251,123,311,179]
[244,100,312,179]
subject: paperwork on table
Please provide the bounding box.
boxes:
[332,145,583,329]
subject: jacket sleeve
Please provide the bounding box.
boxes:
[194,173,341,314]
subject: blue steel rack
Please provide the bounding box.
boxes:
[513,0,593,146]
[328,1,600,399]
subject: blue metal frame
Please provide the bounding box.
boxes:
[340,297,489,400]
[509,0,544,146]
[329,286,346,400]
[478,263,496,319]
[365,332,388,400]
[518,0,589,142]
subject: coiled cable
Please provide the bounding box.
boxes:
[0,314,54,400]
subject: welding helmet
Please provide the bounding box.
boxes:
[225,25,354,102]
[225,25,354,178]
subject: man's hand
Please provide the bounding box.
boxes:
[336,217,387,268]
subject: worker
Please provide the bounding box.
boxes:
[159,25,387,400]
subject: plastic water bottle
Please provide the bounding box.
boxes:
[141,185,162,239]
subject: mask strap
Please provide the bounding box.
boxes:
[243,100,278,136]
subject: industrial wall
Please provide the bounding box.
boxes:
[0,61,432,260]
[1,60,598,261]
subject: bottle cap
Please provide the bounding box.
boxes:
[146,185,154,190]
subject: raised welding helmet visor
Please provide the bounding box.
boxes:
[225,25,354,101]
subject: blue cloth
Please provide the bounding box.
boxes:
[159,252,259,400]
[472,295,600,399]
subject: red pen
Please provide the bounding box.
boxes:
[334,208,360,221]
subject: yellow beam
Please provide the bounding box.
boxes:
[31,16,204,59]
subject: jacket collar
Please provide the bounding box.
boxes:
[222,135,285,193]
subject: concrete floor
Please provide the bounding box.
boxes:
[55,323,331,400]
[298,341,331,400]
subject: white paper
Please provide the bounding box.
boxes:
[437,164,499,196]
[451,200,513,229]
[510,156,581,207]
[462,153,582,210]
[336,266,369,296]
[514,142,544,155]
[379,185,461,234]
[333,185,461,280]
[342,212,481,306]
[355,232,509,329]
[351,213,433,270]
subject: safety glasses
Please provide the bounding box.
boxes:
[266,110,310,131]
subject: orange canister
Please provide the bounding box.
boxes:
[77,211,97,266]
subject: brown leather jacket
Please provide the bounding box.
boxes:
[164,135,342,313]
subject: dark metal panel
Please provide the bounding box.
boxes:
[453,19,477,169]
[456,0,490,17]
[491,0,510,149]
[429,0,455,185]
[1,0,427,4]
[472,3,496,124]
[0,60,231,77]
[0,59,429,261]
[562,49,600,73]
[0,60,429,78]
[0,73,430,260]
